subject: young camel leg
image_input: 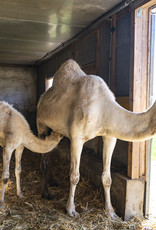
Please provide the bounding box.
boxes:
[0,146,13,206]
[66,138,83,217]
[15,146,24,198]
[102,135,118,219]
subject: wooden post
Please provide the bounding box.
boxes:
[128,6,150,180]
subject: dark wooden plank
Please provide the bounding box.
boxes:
[82,62,96,75]
[110,14,116,93]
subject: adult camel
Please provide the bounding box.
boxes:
[37,59,156,219]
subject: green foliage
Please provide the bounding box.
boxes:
[151,138,156,161]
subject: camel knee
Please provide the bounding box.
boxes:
[70,171,80,185]
[2,170,10,181]
[101,172,112,188]
[15,167,21,177]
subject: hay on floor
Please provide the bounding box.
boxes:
[0,147,155,230]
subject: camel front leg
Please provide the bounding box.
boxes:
[66,138,83,217]
[0,146,13,206]
[41,153,55,200]
[15,146,24,198]
[37,120,55,199]
[102,136,118,219]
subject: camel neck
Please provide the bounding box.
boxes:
[105,101,156,142]
[24,131,59,154]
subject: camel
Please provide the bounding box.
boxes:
[37,59,156,219]
[0,101,62,206]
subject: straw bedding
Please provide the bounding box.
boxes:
[0,146,155,229]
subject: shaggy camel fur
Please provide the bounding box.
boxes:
[37,59,156,219]
[0,101,62,205]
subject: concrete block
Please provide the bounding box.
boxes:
[111,173,145,220]
[125,178,144,220]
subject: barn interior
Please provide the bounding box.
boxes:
[0,0,156,228]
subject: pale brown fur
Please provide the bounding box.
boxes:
[37,59,156,219]
[0,101,62,205]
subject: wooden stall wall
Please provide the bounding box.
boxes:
[111,10,131,174]
[46,56,57,79]
[100,21,111,85]
[57,46,73,69]
[75,32,97,66]
[37,64,45,101]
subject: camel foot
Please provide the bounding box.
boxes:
[49,181,58,187]
[67,209,80,218]
[107,211,120,220]
[41,191,54,200]
[0,201,4,208]
[17,192,24,198]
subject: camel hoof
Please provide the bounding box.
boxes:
[18,193,24,198]
[108,211,120,220]
[41,192,54,200]
[49,181,58,187]
[67,209,80,218]
[0,201,4,208]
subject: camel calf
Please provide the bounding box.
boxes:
[0,101,62,206]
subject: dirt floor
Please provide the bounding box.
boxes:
[0,146,155,230]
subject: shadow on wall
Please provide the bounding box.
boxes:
[0,66,37,132]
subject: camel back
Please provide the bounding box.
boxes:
[0,101,30,129]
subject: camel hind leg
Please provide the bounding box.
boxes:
[15,146,24,198]
[66,138,83,217]
[102,135,118,219]
[0,146,14,206]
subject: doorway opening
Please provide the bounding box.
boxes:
[149,6,156,220]
[130,1,156,219]
[45,77,53,91]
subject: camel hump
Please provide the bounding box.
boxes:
[53,59,86,86]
